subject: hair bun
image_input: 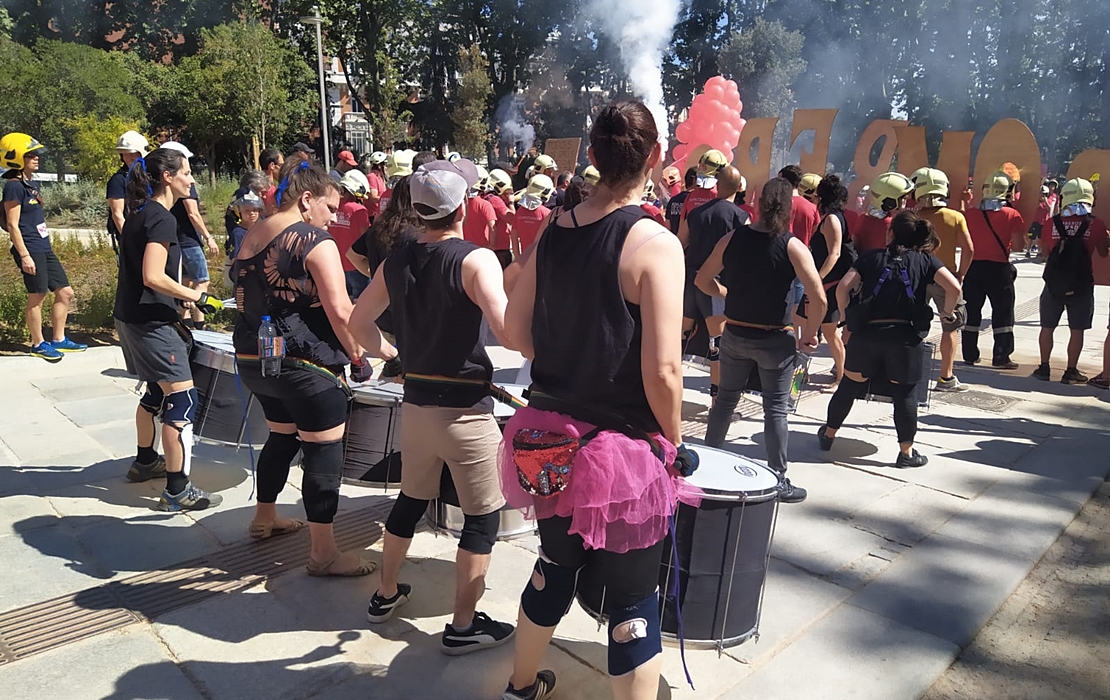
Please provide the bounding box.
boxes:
[824,174,841,188]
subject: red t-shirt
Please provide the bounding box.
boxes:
[843,209,859,236]
[463,196,496,248]
[1034,200,1052,227]
[852,214,891,254]
[378,187,393,213]
[328,200,370,271]
[740,203,756,220]
[366,171,387,219]
[263,185,277,211]
[680,187,717,221]
[966,207,1025,263]
[484,193,512,251]
[514,205,550,252]
[790,195,821,246]
[641,203,667,227]
[1042,215,1110,257]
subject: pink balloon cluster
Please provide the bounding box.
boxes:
[672,76,745,167]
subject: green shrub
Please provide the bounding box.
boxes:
[41,179,108,229]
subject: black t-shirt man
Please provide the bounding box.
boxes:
[666,191,689,234]
[114,201,182,324]
[170,184,203,249]
[106,165,128,242]
[685,198,751,273]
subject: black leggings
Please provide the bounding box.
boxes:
[538,516,664,609]
[827,377,919,444]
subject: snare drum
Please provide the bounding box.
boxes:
[424,384,536,540]
[190,330,268,447]
[576,446,781,650]
[865,340,936,410]
[343,381,405,486]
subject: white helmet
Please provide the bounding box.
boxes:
[115,131,149,156]
[339,170,371,199]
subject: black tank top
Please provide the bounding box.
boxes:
[810,212,852,283]
[383,237,493,409]
[722,225,795,328]
[231,222,347,369]
[530,206,660,433]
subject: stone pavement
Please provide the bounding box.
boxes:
[2,261,1109,700]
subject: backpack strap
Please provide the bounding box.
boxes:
[870,266,893,297]
[1052,214,1067,239]
[980,209,1011,260]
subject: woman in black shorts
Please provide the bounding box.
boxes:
[114,147,225,511]
[819,211,962,467]
[801,174,853,387]
[233,160,377,576]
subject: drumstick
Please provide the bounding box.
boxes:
[489,383,528,410]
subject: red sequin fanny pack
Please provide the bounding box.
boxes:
[512,427,601,498]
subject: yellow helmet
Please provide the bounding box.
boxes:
[534,154,557,172]
[385,149,415,180]
[643,179,655,201]
[1060,178,1095,209]
[909,167,931,186]
[515,173,555,203]
[868,172,914,211]
[1,132,44,171]
[488,169,513,195]
[982,170,1014,201]
[582,165,600,187]
[800,172,821,199]
[914,168,950,199]
[472,164,490,193]
[698,149,729,177]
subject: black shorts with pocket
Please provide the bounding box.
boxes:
[11,247,70,294]
[845,331,924,385]
[236,358,352,433]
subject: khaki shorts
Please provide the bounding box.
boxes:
[926,283,966,332]
[400,404,506,516]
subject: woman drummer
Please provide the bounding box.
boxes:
[500,100,696,700]
[114,147,224,511]
[800,174,853,387]
[818,211,962,467]
[232,160,377,576]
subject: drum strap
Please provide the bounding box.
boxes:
[237,355,352,398]
[667,513,696,690]
[402,373,527,410]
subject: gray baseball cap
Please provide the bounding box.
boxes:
[410,159,481,220]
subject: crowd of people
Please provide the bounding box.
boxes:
[2,101,1108,700]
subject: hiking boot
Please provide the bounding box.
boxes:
[30,342,63,363]
[895,449,928,468]
[157,482,223,512]
[777,478,807,504]
[1088,374,1110,390]
[366,583,412,623]
[934,376,969,392]
[1061,368,1089,385]
[817,424,835,451]
[50,337,87,352]
[992,359,1020,370]
[503,670,557,700]
[126,455,166,483]
[441,611,515,656]
[1032,364,1052,381]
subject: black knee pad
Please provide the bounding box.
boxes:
[161,388,198,428]
[261,431,301,463]
[139,383,165,415]
[459,511,499,555]
[520,547,582,628]
[608,590,662,677]
[300,439,343,524]
[385,493,429,539]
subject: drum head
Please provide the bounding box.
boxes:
[353,380,404,405]
[191,329,234,350]
[684,446,781,502]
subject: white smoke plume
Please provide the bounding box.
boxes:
[586,0,681,159]
[495,95,536,154]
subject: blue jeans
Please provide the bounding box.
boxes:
[345,269,369,299]
[704,329,796,474]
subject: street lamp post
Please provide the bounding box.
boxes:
[299,5,331,170]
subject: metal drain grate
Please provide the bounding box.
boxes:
[933,389,1022,413]
[0,497,394,665]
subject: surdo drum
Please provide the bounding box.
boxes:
[576,446,781,650]
[343,381,405,486]
[425,384,536,541]
[189,330,268,447]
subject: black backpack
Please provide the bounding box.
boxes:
[1043,215,1093,297]
[845,251,932,334]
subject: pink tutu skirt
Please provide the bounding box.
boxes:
[500,406,698,554]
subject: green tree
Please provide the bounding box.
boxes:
[65,115,144,181]
[451,44,493,157]
[717,19,807,119]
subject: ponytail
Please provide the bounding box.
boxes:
[125,148,186,214]
[125,157,153,214]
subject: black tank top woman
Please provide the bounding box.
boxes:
[231,222,348,370]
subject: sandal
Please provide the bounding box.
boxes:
[306,551,377,577]
[249,517,307,540]
[1088,374,1110,390]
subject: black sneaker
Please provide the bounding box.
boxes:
[895,449,928,468]
[1032,364,1051,381]
[817,424,834,451]
[503,670,557,700]
[366,583,411,623]
[126,455,166,482]
[992,359,1020,370]
[441,611,515,656]
[1061,368,1090,385]
[778,478,807,504]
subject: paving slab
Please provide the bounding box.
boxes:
[1,625,202,700]
[31,376,133,404]
[845,482,970,547]
[0,493,60,537]
[0,522,103,611]
[85,420,142,460]
[762,510,898,588]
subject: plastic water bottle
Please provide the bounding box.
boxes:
[258,315,284,377]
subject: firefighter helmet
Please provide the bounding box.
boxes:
[914,168,950,199]
[982,170,1014,201]
[338,170,370,199]
[698,149,729,177]
[1060,178,1095,209]
[1,132,44,171]
[867,172,914,212]
[582,165,600,187]
[800,172,821,200]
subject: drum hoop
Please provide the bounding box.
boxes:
[690,486,780,504]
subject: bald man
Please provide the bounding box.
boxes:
[679,166,751,400]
